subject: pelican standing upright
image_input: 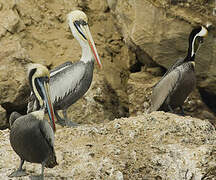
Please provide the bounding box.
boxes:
[148,26,208,114]
[9,64,57,179]
[27,10,102,127]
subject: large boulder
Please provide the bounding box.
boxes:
[1,112,216,179]
[0,9,25,34]
[108,0,216,111]
[0,39,30,116]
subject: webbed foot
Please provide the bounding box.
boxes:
[66,120,79,127]
[55,110,79,127]
[9,169,27,177]
[56,119,79,127]
[30,175,44,180]
[179,106,185,116]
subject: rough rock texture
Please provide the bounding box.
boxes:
[108,0,216,113]
[0,106,7,129]
[0,39,30,116]
[1,112,216,179]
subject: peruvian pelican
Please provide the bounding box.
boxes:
[148,26,208,114]
[9,64,57,179]
[27,10,102,127]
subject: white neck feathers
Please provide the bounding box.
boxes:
[68,18,93,64]
[80,43,93,63]
[31,110,44,120]
[191,26,208,57]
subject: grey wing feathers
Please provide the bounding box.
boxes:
[39,120,55,149]
[154,58,184,87]
[50,62,86,104]
[50,61,72,74]
[148,67,181,113]
[163,58,184,76]
[39,120,57,168]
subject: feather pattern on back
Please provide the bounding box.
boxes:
[149,67,181,113]
[50,61,73,76]
[149,62,195,113]
[50,61,89,106]
[153,58,184,87]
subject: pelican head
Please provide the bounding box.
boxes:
[67,10,102,68]
[28,63,55,131]
[188,26,208,58]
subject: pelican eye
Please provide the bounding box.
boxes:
[196,36,203,44]
[75,20,88,26]
[74,20,87,40]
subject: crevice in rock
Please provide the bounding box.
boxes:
[0,124,8,130]
[1,102,28,125]
[97,80,129,120]
[129,61,143,73]
[128,39,160,73]
[157,65,168,75]
[104,6,110,13]
[199,88,216,114]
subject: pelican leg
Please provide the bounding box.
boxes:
[55,109,78,127]
[179,106,185,116]
[54,110,66,126]
[62,109,79,127]
[9,159,27,177]
[168,104,174,113]
[40,162,45,180]
[29,162,45,180]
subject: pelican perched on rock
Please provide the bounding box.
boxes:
[148,26,208,114]
[27,10,102,127]
[9,64,57,179]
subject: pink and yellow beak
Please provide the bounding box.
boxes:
[43,81,56,132]
[37,78,56,132]
[85,25,102,68]
[74,21,102,68]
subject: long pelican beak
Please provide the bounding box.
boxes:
[83,25,102,68]
[37,78,56,132]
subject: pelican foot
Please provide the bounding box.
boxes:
[55,110,79,127]
[9,169,27,177]
[66,120,79,127]
[56,120,66,126]
[30,175,44,180]
[57,119,79,127]
[179,106,185,116]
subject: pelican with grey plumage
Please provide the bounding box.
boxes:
[148,26,208,114]
[27,10,102,127]
[9,64,57,179]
